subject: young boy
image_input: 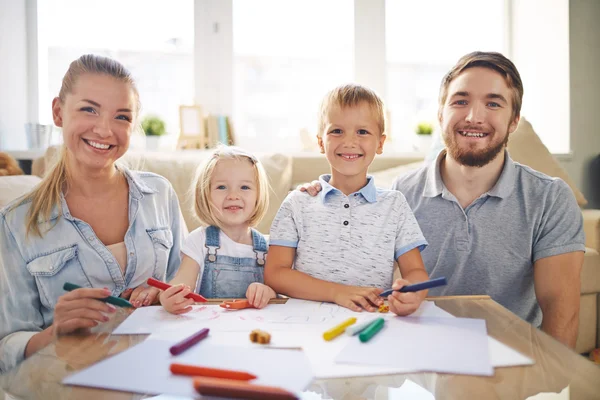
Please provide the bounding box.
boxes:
[264,84,429,316]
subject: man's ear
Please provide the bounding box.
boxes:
[317,135,325,154]
[52,97,64,127]
[508,115,521,134]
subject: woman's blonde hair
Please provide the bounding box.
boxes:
[193,145,270,229]
[17,54,140,237]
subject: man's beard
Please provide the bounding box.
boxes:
[444,129,508,167]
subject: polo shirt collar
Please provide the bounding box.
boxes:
[318,174,377,204]
[423,149,516,199]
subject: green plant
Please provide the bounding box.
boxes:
[141,115,166,136]
[415,122,434,136]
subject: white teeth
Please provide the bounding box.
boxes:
[340,154,361,159]
[86,140,111,150]
[459,131,486,138]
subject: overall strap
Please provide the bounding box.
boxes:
[204,225,221,263]
[251,229,268,266]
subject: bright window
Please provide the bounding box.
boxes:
[385,0,506,151]
[41,0,194,136]
[232,0,354,151]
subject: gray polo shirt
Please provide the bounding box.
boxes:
[392,150,585,327]
[270,175,427,288]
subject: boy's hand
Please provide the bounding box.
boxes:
[333,286,383,312]
[296,180,322,197]
[246,282,276,309]
[159,284,195,314]
[387,279,423,316]
[129,286,160,308]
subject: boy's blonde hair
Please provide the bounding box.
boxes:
[16,54,140,237]
[193,146,269,228]
[317,84,386,137]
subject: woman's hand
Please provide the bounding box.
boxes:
[387,279,424,316]
[129,286,161,308]
[246,283,276,309]
[52,287,117,335]
[332,286,383,312]
[159,284,195,314]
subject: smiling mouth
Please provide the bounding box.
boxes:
[83,139,115,150]
[337,153,363,160]
[225,206,243,211]
[458,131,489,138]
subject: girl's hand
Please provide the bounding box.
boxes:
[332,286,383,312]
[129,286,161,308]
[388,279,423,316]
[52,287,117,335]
[159,284,195,314]
[246,282,276,309]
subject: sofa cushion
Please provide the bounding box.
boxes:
[507,117,587,206]
[120,150,293,235]
[0,176,42,209]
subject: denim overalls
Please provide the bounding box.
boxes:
[198,226,267,298]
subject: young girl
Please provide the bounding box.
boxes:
[265,84,430,316]
[159,146,276,314]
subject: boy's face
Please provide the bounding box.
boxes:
[318,102,385,180]
[440,67,519,167]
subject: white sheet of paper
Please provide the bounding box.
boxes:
[63,339,314,397]
[335,316,494,376]
[389,379,436,400]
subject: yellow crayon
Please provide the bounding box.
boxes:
[323,317,357,341]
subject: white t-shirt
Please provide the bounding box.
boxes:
[181,227,257,286]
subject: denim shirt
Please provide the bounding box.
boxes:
[0,168,184,373]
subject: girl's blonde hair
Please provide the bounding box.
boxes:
[193,146,269,228]
[17,54,140,237]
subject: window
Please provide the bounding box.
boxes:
[40,0,194,137]
[385,0,506,151]
[232,0,354,151]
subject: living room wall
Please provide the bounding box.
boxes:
[562,0,600,205]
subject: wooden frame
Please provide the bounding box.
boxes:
[178,105,206,149]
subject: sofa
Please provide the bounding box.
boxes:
[2,117,599,354]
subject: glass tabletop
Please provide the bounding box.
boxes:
[1,297,599,400]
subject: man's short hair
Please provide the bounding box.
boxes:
[438,51,524,122]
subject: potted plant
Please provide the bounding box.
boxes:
[413,121,434,153]
[141,115,167,150]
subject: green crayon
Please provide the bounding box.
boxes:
[358,317,385,343]
[63,282,134,308]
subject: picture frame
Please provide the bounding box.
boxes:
[178,105,206,149]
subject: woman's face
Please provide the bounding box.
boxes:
[52,73,137,173]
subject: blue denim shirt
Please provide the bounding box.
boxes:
[0,168,184,373]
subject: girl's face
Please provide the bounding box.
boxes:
[52,73,137,174]
[209,158,258,229]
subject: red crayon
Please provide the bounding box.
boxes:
[147,277,207,303]
[169,328,210,355]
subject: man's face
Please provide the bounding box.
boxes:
[440,67,519,167]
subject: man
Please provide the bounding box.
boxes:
[302,52,585,348]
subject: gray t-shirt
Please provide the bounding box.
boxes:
[392,150,585,327]
[270,175,427,288]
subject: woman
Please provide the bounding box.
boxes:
[0,54,184,373]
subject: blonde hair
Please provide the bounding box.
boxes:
[317,83,386,137]
[193,146,270,229]
[438,51,524,122]
[18,54,140,237]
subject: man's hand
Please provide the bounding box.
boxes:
[387,279,424,316]
[332,286,383,312]
[296,180,322,197]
